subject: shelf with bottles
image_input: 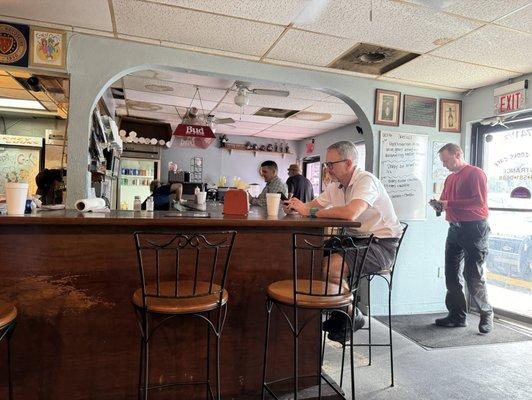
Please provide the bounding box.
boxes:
[121,174,154,179]
[222,147,293,158]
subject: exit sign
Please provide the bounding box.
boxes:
[494,80,528,114]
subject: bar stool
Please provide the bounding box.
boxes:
[351,222,408,387]
[132,231,237,400]
[262,232,373,400]
[0,300,17,400]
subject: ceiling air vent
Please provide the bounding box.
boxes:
[111,87,125,100]
[328,43,419,75]
[254,108,299,118]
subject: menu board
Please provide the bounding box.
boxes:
[379,131,428,220]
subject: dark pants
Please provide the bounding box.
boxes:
[445,220,493,320]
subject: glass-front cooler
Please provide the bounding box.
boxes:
[117,158,159,210]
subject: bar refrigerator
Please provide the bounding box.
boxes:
[117,143,160,210]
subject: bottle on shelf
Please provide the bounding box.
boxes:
[133,196,141,212]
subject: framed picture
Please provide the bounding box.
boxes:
[403,95,437,127]
[374,89,401,126]
[439,99,462,133]
[29,26,66,69]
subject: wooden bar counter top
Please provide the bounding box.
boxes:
[0,206,360,399]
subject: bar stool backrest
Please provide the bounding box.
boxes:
[389,222,409,284]
[134,231,237,309]
[292,232,374,298]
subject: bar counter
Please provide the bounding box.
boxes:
[0,207,360,399]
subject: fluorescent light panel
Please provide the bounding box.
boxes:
[0,98,45,110]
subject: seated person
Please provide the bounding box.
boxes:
[286,164,314,202]
[141,180,161,210]
[35,168,65,205]
[286,141,402,343]
[250,160,288,207]
[151,182,183,211]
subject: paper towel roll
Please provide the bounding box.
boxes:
[75,198,106,212]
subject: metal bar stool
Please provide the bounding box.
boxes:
[0,300,17,400]
[132,231,237,400]
[350,222,408,387]
[262,232,373,400]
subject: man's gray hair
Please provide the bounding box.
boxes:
[327,141,358,164]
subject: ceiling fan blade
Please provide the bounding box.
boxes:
[216,117,235,124]
[251,89,290,97]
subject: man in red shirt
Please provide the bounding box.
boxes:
[432,143,493,334]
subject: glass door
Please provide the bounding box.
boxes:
[477,124,532,321]
[303,156,321,195]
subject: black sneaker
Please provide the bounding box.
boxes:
[326,312,366,344]
[479,313,493,334]
[322,311,345,332]
[434,315,467,328]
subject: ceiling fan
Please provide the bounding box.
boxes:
[480,115,509,129]
[233,81,289,107]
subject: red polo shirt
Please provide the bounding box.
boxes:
[440,164,489,223]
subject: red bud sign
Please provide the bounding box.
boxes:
[170,124,215,149]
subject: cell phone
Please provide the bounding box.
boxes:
[279,192,288,201]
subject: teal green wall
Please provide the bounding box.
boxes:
[65,33,472,315]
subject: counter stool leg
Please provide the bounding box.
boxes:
[293,305,299,400]
[349,312,356,400]
[367,278,372,366]
[138,336,145,400]
[261,301,273,400]
[7,324,15,400]
[317,311,323,399]
[206,311,211,400]
[388,284,394,387]
[143,316,150,400]
[215,332,221,400]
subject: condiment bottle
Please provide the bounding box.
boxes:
[133,196,141,211]
[146,196,154,212]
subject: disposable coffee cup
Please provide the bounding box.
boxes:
[196,191,207,205]
[266,193,281,216]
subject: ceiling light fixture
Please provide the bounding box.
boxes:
[0,98,45,110]
[234,89,249,107]
[144,84,173,92]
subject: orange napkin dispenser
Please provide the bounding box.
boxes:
[223,189,249,215]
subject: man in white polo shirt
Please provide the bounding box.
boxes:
[287,140,402,342]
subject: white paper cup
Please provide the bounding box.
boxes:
[266,193,281,216]
[5,182,28,215]
[196,191,207,205]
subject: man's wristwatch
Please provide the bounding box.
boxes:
[309,207,319,218]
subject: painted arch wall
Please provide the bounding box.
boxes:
[65,33,464,314]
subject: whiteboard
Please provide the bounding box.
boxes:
[0,146,41,196]
[379,131,428,220]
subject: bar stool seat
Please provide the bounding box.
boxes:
[0,301,17,328]
[132,281,228,314]
[267,279,353,309]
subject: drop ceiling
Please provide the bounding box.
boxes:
[113,69,357,139]
[0,0,529,93]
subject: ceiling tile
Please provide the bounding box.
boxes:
[113,0,285,56]
[293,0,481,53]
[0,0,113,31]
[0,88,35,100]
[152,0,308,25]
[125,89,219,110]
[384,55,520,89]
[123,76,229,101]
[266,29,356,66]
[225,92,315,110]
[0,76,23,90]
[406,0,531,22]
[128,110,179,122]
[130,70,235,89]
[126,100,179,115]
[214,102,260,115]
[326,114,358,124]
[254,131,310,140]
[304,100,356,116]
[215,112,283,124]
[277,118,344,129]
[239,81,331,101]
[430,25,532,73]
[495,3,532,33]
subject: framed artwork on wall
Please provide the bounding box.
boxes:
[374,89,401,126]
[403,95,437,127]
[439,99,462,133]
[29,26,66,69]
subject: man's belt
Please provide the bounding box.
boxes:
[449,219,487,228]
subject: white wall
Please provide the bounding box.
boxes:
[0,116,66,138]
[161,135,297,187]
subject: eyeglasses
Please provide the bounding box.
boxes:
[325,159,348,169]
